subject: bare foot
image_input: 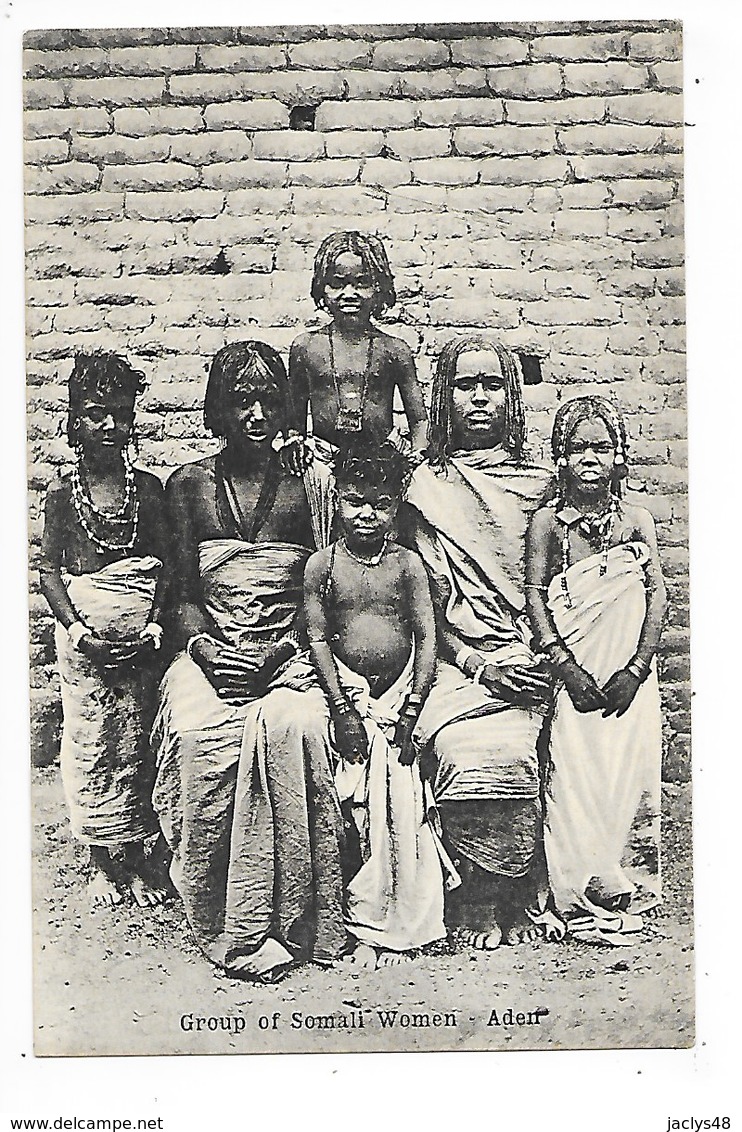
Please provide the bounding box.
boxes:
[504,913,542,946]
[128,873,168,908]
[229,937,294,980]
[376,950,413,967]
[342,943,378,969]
[460,924,503,950]
[525,907,567,943]
[88,870,124,910]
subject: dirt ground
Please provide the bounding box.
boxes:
[31,766,694,1057]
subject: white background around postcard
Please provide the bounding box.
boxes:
[1,0,739,1127]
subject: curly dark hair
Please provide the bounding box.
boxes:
[203,340,289,438]
[310,231,397,317]
[67,351,145,446]
[334,439,412,501]
[427,337,527,469]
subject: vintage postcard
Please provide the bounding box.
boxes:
[24,18,692,1057]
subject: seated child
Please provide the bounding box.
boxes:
[40,352,169,910]
[525,396,667,945]
[282,231,428,474]
[303,442,446,968]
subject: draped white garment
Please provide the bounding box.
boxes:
[544,542,662,927]
[333,654,447,953]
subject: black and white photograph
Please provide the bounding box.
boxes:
[18,15,697,1059]
[3,0,741,1120]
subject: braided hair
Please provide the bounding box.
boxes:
[67,351,145,446]
[310,231,396,317]
[551,395,629,503]
[427,337,527,469]
[203,340,289,439]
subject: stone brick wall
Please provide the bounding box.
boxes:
[23,21,688,778]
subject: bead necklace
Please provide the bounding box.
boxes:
[71,452,139,554]
[340,535,390,567]
[328,325,374,434]
[72,449,135,521]
[559,496,618,609]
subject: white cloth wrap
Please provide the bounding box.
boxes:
[544,542,662,926]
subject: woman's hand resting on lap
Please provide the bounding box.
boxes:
[190,636,261,700]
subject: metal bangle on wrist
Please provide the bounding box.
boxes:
[186,633,209,661]
[331,696,352,716]
[67,621,92,650]
[626,657,651,682]
[140,622,163,650]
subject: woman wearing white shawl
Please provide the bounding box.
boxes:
[404,338,562,948]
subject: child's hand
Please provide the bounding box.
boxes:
[279,435,312,477]
[394,711,418,766]
[78,633,145,667]
[560,659,607,713]
[601,669,641,718]
[332,704,369,764]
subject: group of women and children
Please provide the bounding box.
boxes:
[39,231,666,981]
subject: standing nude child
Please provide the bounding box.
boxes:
[281,231,428,474]
[525,396,667,945]
[303,443,446,968]
[40,352,168,910]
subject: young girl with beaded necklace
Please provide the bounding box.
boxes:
[281,231,428,474]
[40,352,169,912]
[525,396,667,944]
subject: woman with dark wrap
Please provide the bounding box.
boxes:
[152,341,345,980]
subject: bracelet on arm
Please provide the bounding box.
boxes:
[541,641,574,669]
[400,693,423,717]
[626,656,651,682]
[454,645,478,673]
[67,621,92,650]
[472,663,488,686]
[186,634,208,661]
[140,622,163,650]
[330,695,352,716]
